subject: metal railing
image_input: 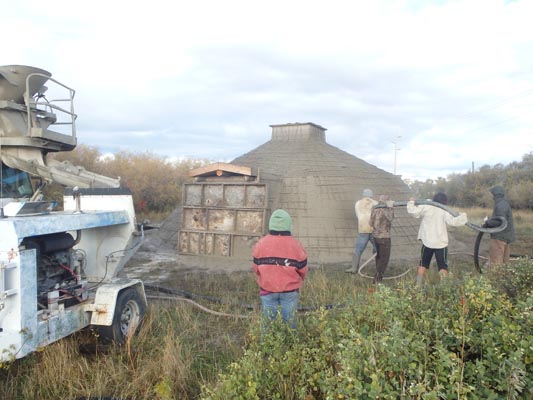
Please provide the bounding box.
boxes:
[24,72,77,140]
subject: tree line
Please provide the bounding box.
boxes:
[46,144,208,215]
[46,145,533,214]
[405,152,533,209]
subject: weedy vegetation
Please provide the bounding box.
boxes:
[1,211,532,399]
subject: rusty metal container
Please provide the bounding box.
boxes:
[178,163,267,258]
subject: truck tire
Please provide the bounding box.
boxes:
[98,287,146,344]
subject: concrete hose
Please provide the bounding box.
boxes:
[474,231,485,273]
[374,199,508,234]
[145,285,341,317]
[357,253,414,280]
[371,199,508,277]
[147,295,251,318]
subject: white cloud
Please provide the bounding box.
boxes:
[2,0,533,181]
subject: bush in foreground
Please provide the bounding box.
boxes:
[489,258,533,299]
[202,276,533,399]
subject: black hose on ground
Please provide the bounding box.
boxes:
[144,284,339,312]
[145,283,230,305]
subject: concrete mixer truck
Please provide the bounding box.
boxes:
[0,65,147,362]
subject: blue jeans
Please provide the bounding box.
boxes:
[261,290,299,330]
[355,233,376,256]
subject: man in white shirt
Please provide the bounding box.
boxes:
[407,192,467,285]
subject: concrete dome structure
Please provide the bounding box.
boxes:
[230,122,420,266]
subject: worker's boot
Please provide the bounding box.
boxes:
[415,276,423,287]
[345,253,361,273]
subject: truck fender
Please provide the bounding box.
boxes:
[87,279,147,326]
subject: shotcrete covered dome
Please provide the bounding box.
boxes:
[230,122,420,265]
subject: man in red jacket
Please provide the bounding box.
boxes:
[253,209,308,330]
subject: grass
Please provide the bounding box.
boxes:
[1,208,531,399]
[0,293,253,399]
[0,269,529,399]
[0,267,392,399]
[0,268,497,399]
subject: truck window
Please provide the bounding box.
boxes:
[1,163,34,198]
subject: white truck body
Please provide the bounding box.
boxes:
[0,65,147,362]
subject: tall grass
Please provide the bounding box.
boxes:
[2,265,532,399]
[1,211,532,399]
[0,294,253,399]
[0,267,382,399]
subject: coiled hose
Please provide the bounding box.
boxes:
[374,200,507,234]
[373,199,508,274]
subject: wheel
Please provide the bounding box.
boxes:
[98,287,146,344]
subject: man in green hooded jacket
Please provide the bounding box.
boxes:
[484,186,515,268]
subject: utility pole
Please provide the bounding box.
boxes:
[391,135,401,175]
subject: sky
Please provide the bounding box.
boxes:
[3,0,533,181]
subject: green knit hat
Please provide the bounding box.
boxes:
[269,209,292,232]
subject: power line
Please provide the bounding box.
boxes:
[460,88,533,119]
[456,115,521,136]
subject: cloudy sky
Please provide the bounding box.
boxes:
[3,0,533,181]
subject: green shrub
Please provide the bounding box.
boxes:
[489,258,533,299]
[201,277,533,399]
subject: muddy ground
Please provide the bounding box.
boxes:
[123,204,489,286]
[123,207,254,286]
[123,222,483,289]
